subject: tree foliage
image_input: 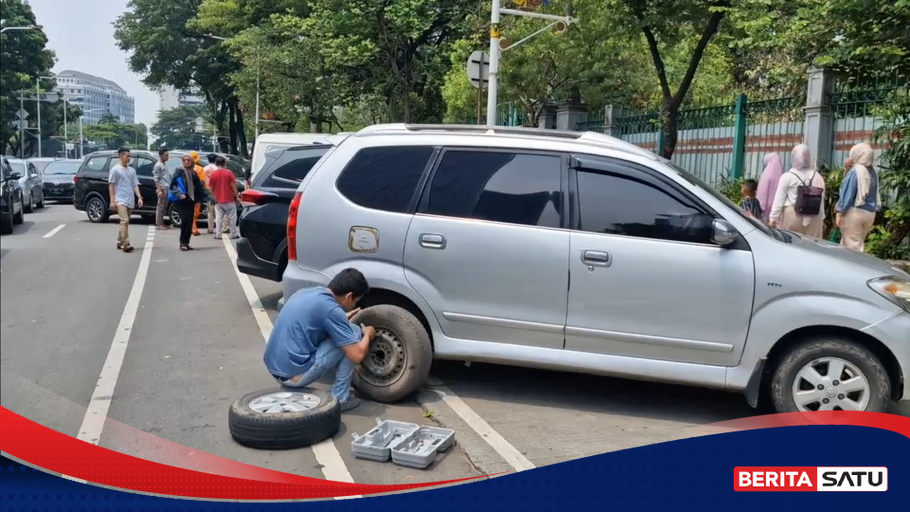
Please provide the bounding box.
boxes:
[82,114,149,151]
[151,105,211,151]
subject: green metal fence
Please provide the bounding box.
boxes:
[830,73,908,168]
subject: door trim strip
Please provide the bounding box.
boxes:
[565,326,734,353]
[443,312,564,335]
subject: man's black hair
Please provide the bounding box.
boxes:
[214,155,227,166]
[118,147,131,157]
[743,179,758,193]
[158,147,168,156]
[207,153,218,163]
[327,268,369,299]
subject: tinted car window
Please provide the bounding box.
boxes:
[576,170,710,244]
[84,156,108,172]
[134,156,156,176]
[8,162,25,175]
[44,161,81,175]
[425,151,562,228]
[256,147,328,189]
[337,146,434,213]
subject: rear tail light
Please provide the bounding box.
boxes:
[73,176,79,183]
[239,189,273,207]
[287,192,302,262]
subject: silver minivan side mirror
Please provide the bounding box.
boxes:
[711,219,739,247]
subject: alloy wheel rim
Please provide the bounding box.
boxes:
[791,357,870,411]
[248,392,321,414]
[88,199,103,220]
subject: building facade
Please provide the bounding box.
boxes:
[158,85,206,112]
[55,70,135,125]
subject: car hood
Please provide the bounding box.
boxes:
[787,230,910,279]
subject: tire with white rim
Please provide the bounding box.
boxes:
[770,338,891,413]
[228,388,340,449]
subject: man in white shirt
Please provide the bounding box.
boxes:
[108,147,143,253]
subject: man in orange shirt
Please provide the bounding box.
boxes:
[188,152,209,236]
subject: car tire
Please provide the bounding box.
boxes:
[770,337,891,414]
[86,195,110,223]
[228,388,340,449]
[13,200,24,224]
[24,193,34,213]
[351,305,433,403]
[168,203,182,228]
[36,193,44,209]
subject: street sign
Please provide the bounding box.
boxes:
[16,108,29,120]
[41,92,59,102]
[466,50,490,89]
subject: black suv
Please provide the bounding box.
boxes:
[237,144,331,281]
[74,150,246,226]
[1,157,26,234]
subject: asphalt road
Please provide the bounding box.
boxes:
[2,203,908,486]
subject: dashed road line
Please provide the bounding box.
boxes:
[43,224,66,238]
[77,225,156,446]
[220,237,360,495]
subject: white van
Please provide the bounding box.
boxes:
[250,133,336,180]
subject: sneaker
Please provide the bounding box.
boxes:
[339,396,361,413]
[116,242,122,250]
[214,236,222,240]
[122,245,134,253]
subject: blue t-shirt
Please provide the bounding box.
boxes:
[263,287,361,378]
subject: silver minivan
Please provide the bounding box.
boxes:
[280,124,910,413]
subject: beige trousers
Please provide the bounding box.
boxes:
[116,205,132,247]
[779,206,824,238]
[840,208,876,252]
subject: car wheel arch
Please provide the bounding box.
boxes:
[358,287,435,351]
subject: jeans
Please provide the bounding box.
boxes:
[214,202,239,238]
[173,200,195,246]
[277,340,355,402]
[116,205,132,246]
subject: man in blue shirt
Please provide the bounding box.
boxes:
[263,268,376,412]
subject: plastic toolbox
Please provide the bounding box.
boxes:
[390,425,456,469]
[351,419,419,462]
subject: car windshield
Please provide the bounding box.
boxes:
[9,162,25,175]
[43,161,81,175]
[662,159,793,243]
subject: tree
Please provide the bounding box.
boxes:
[114,0,249,156]
[83,117,148,150]
[151,105,211,150]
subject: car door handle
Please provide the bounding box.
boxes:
[581,250,611,267]
[419,233,446,249]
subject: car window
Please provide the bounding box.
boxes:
[257,148,327,189]
[84,156,108,172]
[424,151,562,228]
[8,161,25,175]
[29,163,38,177]
[44,161,81,175]
[575,169,711,244]
[337,146,434,213]
[134,156,156,177]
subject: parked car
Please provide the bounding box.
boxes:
[41,159,82,203]
[236,144,333,282]
[27,157,57,174]
[74,150,162,223]
[1,157,26,234]
[250,133,336,180]
[7,159,45,211]
[280,124,910,414]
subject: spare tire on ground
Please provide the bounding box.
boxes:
[228,388,340,449]
[351,304,433,403]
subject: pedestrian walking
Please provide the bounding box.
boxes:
[203,153,220,233]
[108,147,143,253]
[152,148,172,230]
[263,269,376,412]
[188,152,210,236]
[756,153,784,223]
[836,143,881,252]
[208,155,241,240]
[169,155,205,252]
[769,144,826,238]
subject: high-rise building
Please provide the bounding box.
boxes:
[158,85,206,112]
[55,70,136,125]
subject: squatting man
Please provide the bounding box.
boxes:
[263,268,376,412]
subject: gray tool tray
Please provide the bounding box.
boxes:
[351,419,455,469]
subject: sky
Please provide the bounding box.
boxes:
[29,0,159,127]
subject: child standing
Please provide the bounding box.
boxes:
[740,179,762,220]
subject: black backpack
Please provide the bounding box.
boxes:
[789,171,823,215]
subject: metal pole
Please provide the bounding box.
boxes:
[486,1,501,126]
[213,106,217,152]
[254,43,261,142]
[79,117,83,159]
[36,79,42,158]
[19,90,24,158]
[63,96,68,158]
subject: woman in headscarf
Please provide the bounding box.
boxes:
[170,155,205,251]
[768,144,826,237]
[836,143,881,251]
[756,153,784,223]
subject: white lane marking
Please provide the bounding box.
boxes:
[43,224,66,238]
[220,237,359,494]
[77,226,156,445]
[426,379,535,473]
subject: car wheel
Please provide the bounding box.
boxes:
[351,305,433,403]
[228,388,340,449]
[13,199,24,224]
[36,193,44,209]
[168,203,182,228]
[24,192,34,213]
[86,196,110,223]
[770,337,891,413]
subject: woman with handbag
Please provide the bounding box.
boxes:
[768,144,826,238]
[169,155,206,251]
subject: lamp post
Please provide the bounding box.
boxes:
[36,75,55,158]
[0,24,42,34]
[79,109,103,159]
